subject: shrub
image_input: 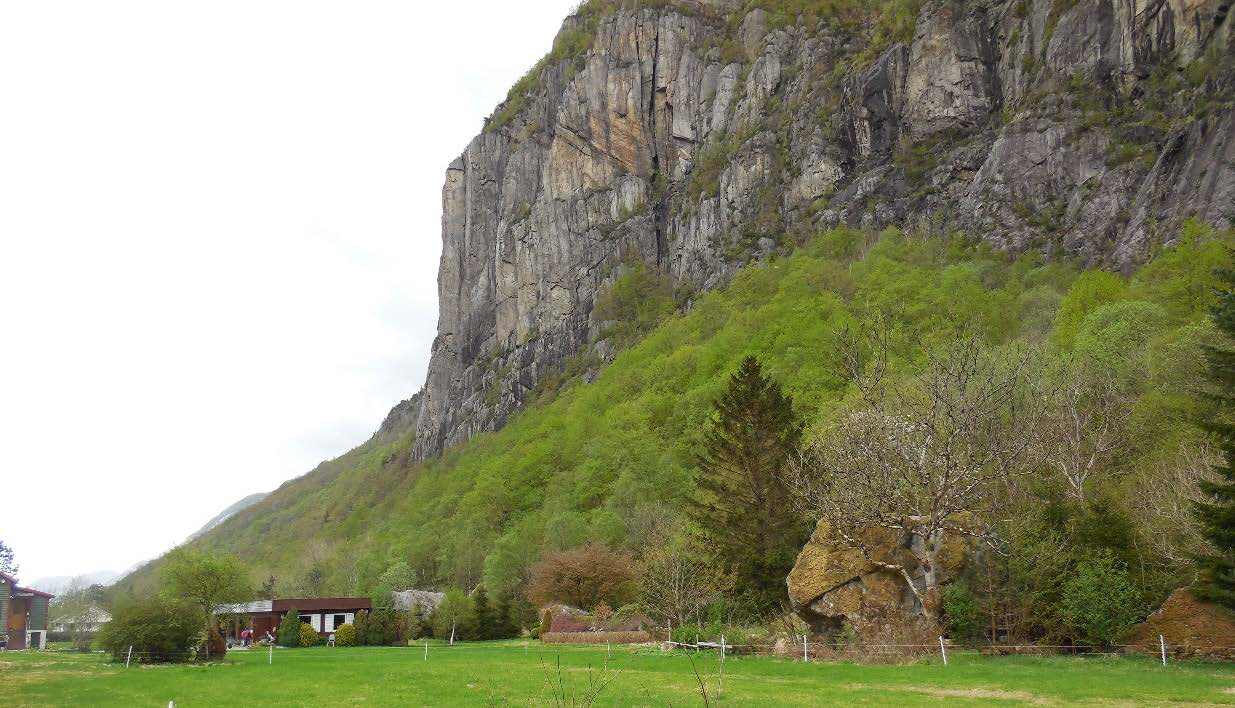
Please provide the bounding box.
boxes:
[334,623,356,647]
[431,590,476,641]
[942,584,983,644]
[527,543,636,610]
[298,622,320,647]
[97,596,200,663]
[540,608,554,639]
[1060,553,1143,648]
[278,609,300,647]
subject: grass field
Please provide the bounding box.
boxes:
[3,642,1235,706]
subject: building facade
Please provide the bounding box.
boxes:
[1,572,54,650]
[217,597,371,642]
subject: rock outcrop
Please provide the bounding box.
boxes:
[786,519,969,637]
[413,0,1235,460]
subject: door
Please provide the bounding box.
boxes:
[7,598,27,650]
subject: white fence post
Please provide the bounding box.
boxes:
[719,634,726,698]
[939,636,948,666]
[803,634,808,662]
[268,644,273,665]
[424,639,429,661]
[1159,634,1167,666]
[126,645,133,668]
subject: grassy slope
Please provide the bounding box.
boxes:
[4,645,1235,706]
[130,222,1233,603]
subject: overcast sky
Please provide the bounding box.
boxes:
[0,0,577,584]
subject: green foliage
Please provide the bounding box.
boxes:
[299,622,320,647]
[688,138,737,199]
[0,538,15,575]
[472,585,495,640]
[359,609,409,646]
[432,589,476,641]
[97,596,201,663]
[942,584,983,645]
[371,561,415,607]
[334,623,356,647]
[1052,270,1128,349]
[1194,258,1235,609]
[689,356,809,618]
[593,264,677,348]
[278,610,300,647]
[1059,553,1143,647]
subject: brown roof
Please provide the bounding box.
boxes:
[272,597,370,612]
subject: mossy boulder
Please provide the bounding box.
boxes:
[787,519,971,639]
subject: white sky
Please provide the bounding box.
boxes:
[0,0,577,584]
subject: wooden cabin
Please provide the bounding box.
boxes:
[1,572,54,650]
[217,597,371,642]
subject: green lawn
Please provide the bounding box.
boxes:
[3,642,1235,706]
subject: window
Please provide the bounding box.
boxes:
[333,614,345,628]
[300,615,312,625]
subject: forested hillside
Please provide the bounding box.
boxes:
[123,218,1233,636]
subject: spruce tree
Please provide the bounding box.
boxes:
[688,356,810,617]
[1196,266,1235,609]
[278,609,300,647]
[494,595,518,639]
[472,584,493,641]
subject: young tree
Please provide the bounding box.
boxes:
[1195,266,1235,609]
[371,561,416,607]
[494,594,519,639]
[0,539,17,576]
[259,575,278,600]
[638,535,730,627]
[278,608,301,647]
[431,589,475,642]
[688,356,809,617]
[526,544,636,611]
[158,548,254,658]
[472,584,494,640]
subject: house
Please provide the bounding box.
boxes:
[216,597,371,642]
[1,572,55,650]
[49,606,111,634]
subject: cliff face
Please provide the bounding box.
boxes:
[413,0,1234,460]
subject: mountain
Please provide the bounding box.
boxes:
[28,571,121,595]
[119,0,1234,601]
[412,0,1235,460]
[185,492,271,543]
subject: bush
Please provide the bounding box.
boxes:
[541,631,652,644]
[334,623,356,647]
[298,622,320,647]
[278,609,300,647]
[942,584,983,644]
[527,544,636,610]
[1060,553,1143,647]
[97,596,200,663]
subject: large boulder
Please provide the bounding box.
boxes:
[787,519,970,639]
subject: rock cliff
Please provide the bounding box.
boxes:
[413,0,1234,460]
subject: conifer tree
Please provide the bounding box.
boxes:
[472,584,493,641]
[278,609,300,647]
[1196,267,1235,609]
[494,594,518,639]
[688,355,810,617]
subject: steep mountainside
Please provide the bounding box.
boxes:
[119,0,1234,600]
[185,493,270,543]
[414,0,1235,460]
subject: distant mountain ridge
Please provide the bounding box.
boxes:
[186,492,270,543]
[28,570,120,594]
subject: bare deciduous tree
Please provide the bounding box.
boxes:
[1035,360,1131,500]
[638,537,731,627]
[786,336,1041,611]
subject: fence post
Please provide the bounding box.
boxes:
[695,634,699,653]
[719,634,726,699]
[803,634,808,662]
[126,645,132,668]
[1159,634,1167,666]
[939,636,948,666]
[607,641,611,661]
[268,643,273,665]
[424,640,429,661]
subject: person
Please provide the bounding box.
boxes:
[241,628,250,647]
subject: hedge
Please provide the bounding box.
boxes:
[541,631,651,644]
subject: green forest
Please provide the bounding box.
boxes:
[135,217,1235,644]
